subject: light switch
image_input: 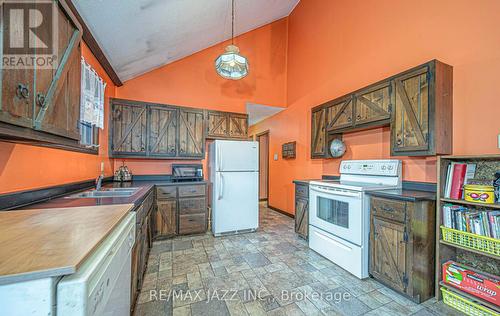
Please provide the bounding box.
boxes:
[498,134,500,149]
[274,153,278,161]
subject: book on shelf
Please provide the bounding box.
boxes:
[442,204,500,238]
[444,162,477,199]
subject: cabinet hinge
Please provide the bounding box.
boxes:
[403,230,409,243]
[403,273,409,286]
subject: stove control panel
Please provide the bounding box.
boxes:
[339,160,401,176]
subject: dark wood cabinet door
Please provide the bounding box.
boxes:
[207,111,229,138]
[111,102,148,156]
[370,216,408,293]
[391,66,430,154]
[178,213,206,235]
[326,96,354,131]
[311,107,326,158]
[130,238,140,306]
[228,113,248,138]
[295,198,308,239]
[155,200,177,237]
[178,108,205,157]
[148,105,178,157]
[34,2,81,140]
[354,82,391,126]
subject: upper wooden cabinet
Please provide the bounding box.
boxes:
[354,81,391,127]
[110,99,208,159]
[391,61,452,156]
[0,0,83,146]
[207,110,248,139]
[148,105,178,157]
[311,60,452,158]
[326,96,353,132]
[178,108,205,158]
[311,107,326,158]
[110,101,148,156]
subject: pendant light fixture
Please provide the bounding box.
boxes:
[215,0,248,80]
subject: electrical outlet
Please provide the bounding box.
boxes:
[498,134,500,149]
[274,153,278,161]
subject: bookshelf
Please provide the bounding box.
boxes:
[435,155,500,316]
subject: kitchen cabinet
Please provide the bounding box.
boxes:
[154,183,207,238]
[148,105,178,157]
[131,190,154,311]
[155,199,177,237]
[391,61,452,156]
[178,108,205,157]
[326,96,354,132]
[311,107,326,158]
[0,0,84,148]
[228,113,248,139]
[354,81,391,127]
[310,60,452,158]
[206,110,248,139]
[110,101,148,156]
[369,196,436,303]
[294,182,309,240]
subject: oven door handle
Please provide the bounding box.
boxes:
[310,186,361,198]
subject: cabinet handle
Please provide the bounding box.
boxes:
[381,206,395,213]
[36,93,46,107]
[16,84,30,99]
[396,138,402,145]
[347,117,352,122]
[357,114,361,120]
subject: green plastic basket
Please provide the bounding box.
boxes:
[441,287,499,316]
[440,226,500,257]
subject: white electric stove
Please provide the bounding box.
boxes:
[308,159,402,279]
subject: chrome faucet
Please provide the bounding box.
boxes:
[95,174,104,191]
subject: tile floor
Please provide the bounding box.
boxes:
[134,205,463,316]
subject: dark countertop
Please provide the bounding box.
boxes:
[293,179,321,185]
[367,189,436,202]
[22,180,207,210]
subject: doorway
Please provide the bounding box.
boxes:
[256,131,269,204]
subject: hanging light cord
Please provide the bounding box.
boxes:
[231,0,234,45]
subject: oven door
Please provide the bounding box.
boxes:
[309,185,363,245]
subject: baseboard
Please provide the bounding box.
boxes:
[268,204,294,218]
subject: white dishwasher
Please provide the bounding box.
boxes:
[57,212,136,316]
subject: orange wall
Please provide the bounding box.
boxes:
[114,18,288,175]
[250,0,500,214]
[0,43,116,194]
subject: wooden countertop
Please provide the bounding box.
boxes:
[0,204,134,285]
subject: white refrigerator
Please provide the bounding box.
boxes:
[209,140,259,236]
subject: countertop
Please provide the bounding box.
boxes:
[292,179,321,185]
[0,203,134,285]
[23,180,207,210]
[366,189,436,202]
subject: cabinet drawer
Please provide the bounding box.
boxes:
[178,213,206,235]
[178,197,206,215]
[295,184,309,198]
[157,186,177,199]
[371,197,406,222]
[178,185,205,197]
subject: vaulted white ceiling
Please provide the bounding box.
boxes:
[73,0,299,82]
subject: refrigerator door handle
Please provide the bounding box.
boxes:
[218,173,224,200]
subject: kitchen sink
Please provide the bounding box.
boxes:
[66,187,140,198]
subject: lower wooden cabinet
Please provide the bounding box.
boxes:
[294,182,309,239]
[154,183,207,238]
[369,196,436,303]
[155,199,177,237]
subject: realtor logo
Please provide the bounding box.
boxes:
[1,0,58,69]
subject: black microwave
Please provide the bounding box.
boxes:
[171,164,203,182]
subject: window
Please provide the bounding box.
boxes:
[80,57,106,149]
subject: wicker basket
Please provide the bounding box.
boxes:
[441,287,499,316]
[440,226,500,257]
